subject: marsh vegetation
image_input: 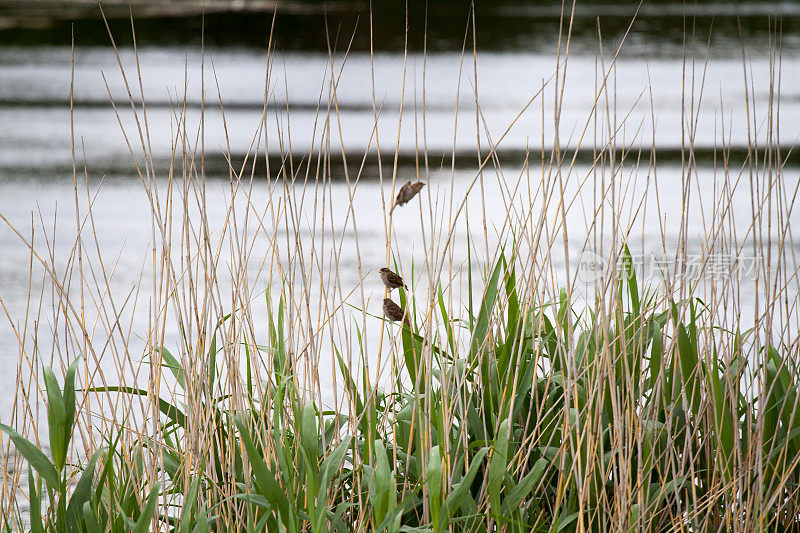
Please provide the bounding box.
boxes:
[1,2,799,531]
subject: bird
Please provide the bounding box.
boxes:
[379,267,407,291]
[383,298,410,326]
[389,181,425,213]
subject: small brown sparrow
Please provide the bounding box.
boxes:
[390,180,425,213]
[379,267,407,291]
[383,298,410,326]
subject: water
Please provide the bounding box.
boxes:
[2,46,799,172]
[1,1,799,421]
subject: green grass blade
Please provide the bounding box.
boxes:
[192,505,209,533]
[81,502,101,533]
[469,256,504,364]
[157,347,185,390]
[300,402,319,488]
[179,477,202,533]
[426,446,442,532]
[28,467,43,533]
[488,419,509,514]
[85,386,186,428]
[676,323,700,417]
[66,448,103,529]
[234,416,295,529]
[42,366,67,473]
[132,483,160,533]
[62,357,80,463]
[437,284,456,357]
[500,457,548,514]
[444,447,489,516]
[371,439,393,527]
[0,424,59,489]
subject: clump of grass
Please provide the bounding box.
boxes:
[1,4,799,532]
[5,249,799,531]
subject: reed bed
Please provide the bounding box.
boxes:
[1,5,799,532]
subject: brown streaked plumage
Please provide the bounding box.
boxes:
[379,267,407,291]
[390,181,425,213]
[383,298,410,326]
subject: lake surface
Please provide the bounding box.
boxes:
[1,1,799,418]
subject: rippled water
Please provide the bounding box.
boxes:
[1,46,799,173]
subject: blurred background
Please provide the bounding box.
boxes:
[1,0,797,174]
[2,0,799,53]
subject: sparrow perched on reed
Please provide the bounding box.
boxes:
[379,267,407,291]
[383,298,410,326]
[389,180,425,213]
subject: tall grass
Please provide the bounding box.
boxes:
[1,4,799,531]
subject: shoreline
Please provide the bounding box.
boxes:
[0,1,354,31]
